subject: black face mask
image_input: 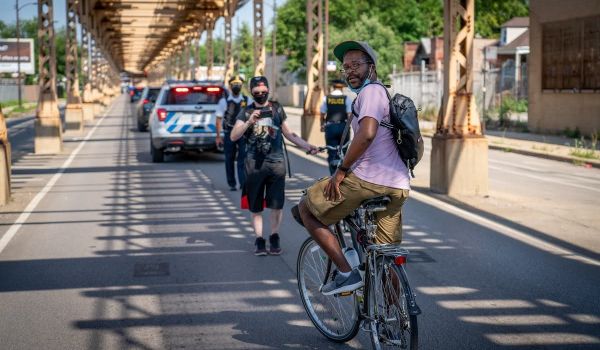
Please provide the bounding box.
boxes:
[231,86,242,95]
[253,92,269,104]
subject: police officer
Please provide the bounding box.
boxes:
[216,75,252,191]
[320,79,353,175]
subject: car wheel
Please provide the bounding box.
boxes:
[137,119,147,132]
[150,139,164,163]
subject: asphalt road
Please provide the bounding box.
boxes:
[0,96,598,349]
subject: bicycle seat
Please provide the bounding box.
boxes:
[360,196,391,212]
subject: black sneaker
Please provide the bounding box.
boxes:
[229,186,237,191]
[254,237,267,256]
[269,233,282,255]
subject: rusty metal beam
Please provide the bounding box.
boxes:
[35,0,62,154]
[65,0,84,133]
[430,0,488,196]
[301,0,324,145]
[253,0,265,76]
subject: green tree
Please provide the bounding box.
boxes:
[274,0,529,80]
[475,0,529,38]
[330,14,402,79]
[234,22,254,77]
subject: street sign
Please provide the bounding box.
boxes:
[0,39,35,74]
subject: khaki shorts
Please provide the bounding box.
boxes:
[304,172,410,244]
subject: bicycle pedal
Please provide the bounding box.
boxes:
[336,291,354,297]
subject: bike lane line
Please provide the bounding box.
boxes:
[0,104,115,255]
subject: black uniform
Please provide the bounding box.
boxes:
[324,94,349,175]
[222,95,249,189]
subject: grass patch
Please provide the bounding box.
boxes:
[532,144,550,152]
[419,106,438,122]
[6,105,36,117]
[503,147,513,153]
[0,100,20,109]
[569,134,599,160]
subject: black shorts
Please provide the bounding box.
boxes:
[244,158,286,213]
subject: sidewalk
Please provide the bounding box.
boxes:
[283,106,600,168]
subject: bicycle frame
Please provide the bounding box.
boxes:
[327,210,421,319]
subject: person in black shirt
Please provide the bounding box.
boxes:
[231,76,318,256]
[216,75,251,191]
[320,79,353,175]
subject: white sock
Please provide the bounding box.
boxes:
[338,270,351,278]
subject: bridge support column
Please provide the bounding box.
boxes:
[253,0,266,76]
[206,19,215,79]
[101,62,111,107]
[0,106,11,205]
[64,0,83,134]
[223,1,234,83]
[80,26,94,122]
[430,0,488,196]
[301,0,324,146]
[91,42,103,115]
[35,0,62,154]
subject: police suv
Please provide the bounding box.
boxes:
[149,80,226,162]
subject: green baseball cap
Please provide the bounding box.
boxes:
[333,40,377,65]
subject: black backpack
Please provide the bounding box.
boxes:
[351,82,424,177]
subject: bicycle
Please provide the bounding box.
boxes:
[293,146,420,349]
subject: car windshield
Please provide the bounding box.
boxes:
[147,88,161,102]
[164,86,223,105]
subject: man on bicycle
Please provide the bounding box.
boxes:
[296,41,411,296]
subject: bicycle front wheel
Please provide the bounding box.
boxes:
[297,237,360,342]
[368,256,418,350]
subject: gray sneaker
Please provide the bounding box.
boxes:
[321,269,364,296]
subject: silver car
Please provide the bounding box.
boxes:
[149,80,226,163]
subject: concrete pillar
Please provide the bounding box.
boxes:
[0,106,11,205]
[80,26,95,122]
[302,0,324,146]
[35,0,62,154]
[430,0,488,196]
[253,0,266,76]
[64,0,84,134]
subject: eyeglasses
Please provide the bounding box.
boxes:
[252,91,268,96]
[339,60,370,74]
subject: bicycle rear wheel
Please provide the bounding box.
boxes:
[368,256,418,349]
[297,237,360,342]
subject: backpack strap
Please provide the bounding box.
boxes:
[339,100,355,152]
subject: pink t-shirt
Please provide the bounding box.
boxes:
[351,83,410,190]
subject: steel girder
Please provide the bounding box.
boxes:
[78,0,248,75]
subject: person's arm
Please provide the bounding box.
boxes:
[320,97,327,131]
[230,109,259,142]
[324,117,379,201]
[215,98,226,146]
[281,121,318,153]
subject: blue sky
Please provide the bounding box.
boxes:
[0,0,276,39]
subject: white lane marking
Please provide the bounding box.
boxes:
[410,190,600,267]
[488,164,600,193]
[491,160,600,188]
[0,104,114,255]
[286,144,600,267]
